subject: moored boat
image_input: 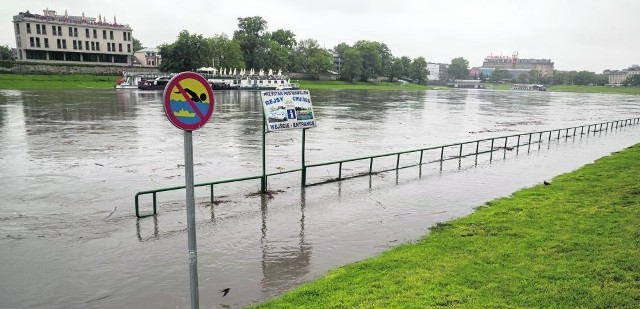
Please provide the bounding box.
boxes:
[512,84,547,91]
[137,76,172,90]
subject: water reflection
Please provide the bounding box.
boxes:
[3,88,640,308]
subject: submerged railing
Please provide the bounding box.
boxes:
[135,118,639,218]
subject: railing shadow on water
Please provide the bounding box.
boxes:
[134,118,639,218]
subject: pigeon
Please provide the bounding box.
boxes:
[220,288,230,297]
[543,180,551,186]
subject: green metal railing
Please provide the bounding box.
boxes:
[135,117,639,218]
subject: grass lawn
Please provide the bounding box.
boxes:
[297,80,433,90]
[0,73,117,90]
[253,144,640,308]
[549,85,640,95]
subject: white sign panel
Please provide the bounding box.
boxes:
[261,90,317,131]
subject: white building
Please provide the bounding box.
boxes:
[12,9,134,66]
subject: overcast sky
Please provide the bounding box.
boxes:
[3,0,638,72]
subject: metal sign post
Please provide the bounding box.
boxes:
[163,72,215,309]
[183,130,199,309]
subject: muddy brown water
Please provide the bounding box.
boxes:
[1,88,640,308]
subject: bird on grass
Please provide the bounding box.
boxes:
[543,180,551,186]
[220,288,230,297]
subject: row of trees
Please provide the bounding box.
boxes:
[157,16,431,83]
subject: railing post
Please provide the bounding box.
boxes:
[440,146,444,162]
[338,162,343,179]
[261,111,267,193]
[476,141,480,155]
[557,130,561,139]
[517,135,521,148]
[419,150,424,165]
[548,130,552,141]
[210,184,214,203]
[369,158,374,174]
[152,192,157,216]
[490,138,494,161]
[396,153,401,170]
[301,128,307,187]
[135,194,141,218]
[581,126,584,135]
[587,125,590,134]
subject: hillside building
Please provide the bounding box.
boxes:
[607,65,640,86]
[480,52,554,79]
[427,62,448,81]
[12,9,134,66]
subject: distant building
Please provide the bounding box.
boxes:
[607,65,640,86]
[133,47,161,67]
[12,9,134,66]
[427,62,448,81]
[326,49,341,75]
[481,52,554,79]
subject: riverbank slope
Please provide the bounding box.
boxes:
[253,144,640,308]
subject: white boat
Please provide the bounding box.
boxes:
[202,71,299,90]
[115,72,171,89]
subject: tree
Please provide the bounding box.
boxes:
[623,74,640,86]
[291,39,333,79]
[132,38,143,52]
[354,40,382,81]
[489,68,509,82]
[410,56,428,85]
[269,29,297,49]
[572,70,595,85]
[233,16,268,69]
[0,45,12,60]
[159,30,209,72]
[528,70,540,84]
[206,34,244,69]
[449,57,469,80]
[341,47,362,82]
[388,57,404,82]
[399,56,412,78]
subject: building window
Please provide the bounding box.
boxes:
[26,23,31,33]
[85,28,89,38]
[107,43,111,52]
[57,39,61,49]
[42,25,46,35]
[109,31,114,40]
[85,41,89,50]
[44,38,49,48]
[118,43,122,52]
[91,41,95,51]
[127,44,131,53]
[36,24,41,34]
[74,28,78,37]
[93,29,97,39]
[57,26,62,36]
[15,24,20,35]
[78,40,82,50]
[35,37,41,48]
[62,39,67,49]
[103,30,107,40]
[52,25,57,36]
[69,27,73,37]
[73,40,77,50]
[96,42,100,51]
[30,37,35,47]
[112,43,116,52]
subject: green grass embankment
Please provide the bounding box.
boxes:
[484,82,640,94]
[548,85,640,95]
[297,80,434,90]
[0,74,116,89]
[254,144,640,308]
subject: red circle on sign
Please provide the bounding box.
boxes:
[163,72,215,131]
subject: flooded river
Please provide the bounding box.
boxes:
[1,88,640,308]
